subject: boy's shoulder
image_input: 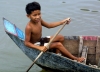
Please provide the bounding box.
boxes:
[25,23,32,30]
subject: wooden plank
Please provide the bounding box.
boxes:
[96,36,100,65]
[63,36,79,55]
[81,46,88,64]
[78,36,83,57]
[83,40,96,54]
[83,36,97,65]
[64,36,98,65]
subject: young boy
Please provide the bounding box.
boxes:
[24,1,84,62]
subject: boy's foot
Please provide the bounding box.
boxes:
[76,57,85,62]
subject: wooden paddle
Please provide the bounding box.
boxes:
[26,18,70,72]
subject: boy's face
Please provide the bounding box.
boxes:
[27,10,41,23]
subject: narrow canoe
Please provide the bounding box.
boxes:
[3,18,100,72]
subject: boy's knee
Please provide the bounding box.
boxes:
[56,42,63,47]
[59,35,64,41]
[50,42,63,50]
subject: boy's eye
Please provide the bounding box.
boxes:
[38,13,41,15]
[32,13,41,16]
[33,14,37,16]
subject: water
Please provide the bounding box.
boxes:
[0,0,100,72]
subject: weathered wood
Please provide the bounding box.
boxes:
[63,36,79,56]
[81,46,88,64]
[96,36,100,65]
[63,36,100,65]
[78,36,83,57]
[83,38,97,65]
[98,58,100,67]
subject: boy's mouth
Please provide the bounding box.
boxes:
[35,19,40,22]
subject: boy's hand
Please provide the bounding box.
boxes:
[62,18,71,24]
[39,46,48,52]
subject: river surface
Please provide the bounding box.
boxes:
[0,0,100,72]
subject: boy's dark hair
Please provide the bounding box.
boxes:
[25,1,41,14]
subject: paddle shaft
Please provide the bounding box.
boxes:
[26,22,67,72]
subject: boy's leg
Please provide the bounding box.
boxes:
[49,42,84,62]
[50,35,64,54]
[50,35,64,43]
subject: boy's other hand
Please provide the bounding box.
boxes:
[62,18,71,24]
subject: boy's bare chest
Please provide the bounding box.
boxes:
[31,24,42,35]
[30,25,42,42]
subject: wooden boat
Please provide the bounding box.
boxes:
[3,18,100,72]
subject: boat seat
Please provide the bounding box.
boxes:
[81,46,88,64]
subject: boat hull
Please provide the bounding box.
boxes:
[7,32,100,72]
[3,18,100,72]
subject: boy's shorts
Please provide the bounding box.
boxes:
[34,36,51,46]
[34,36,56,52]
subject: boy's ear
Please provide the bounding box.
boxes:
[26,14,30,18]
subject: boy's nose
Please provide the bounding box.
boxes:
[36,15,40,19]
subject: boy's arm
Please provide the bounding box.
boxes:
[24,25,47,52]
[41,18,70,28]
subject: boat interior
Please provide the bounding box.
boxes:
[61,36,100,68]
